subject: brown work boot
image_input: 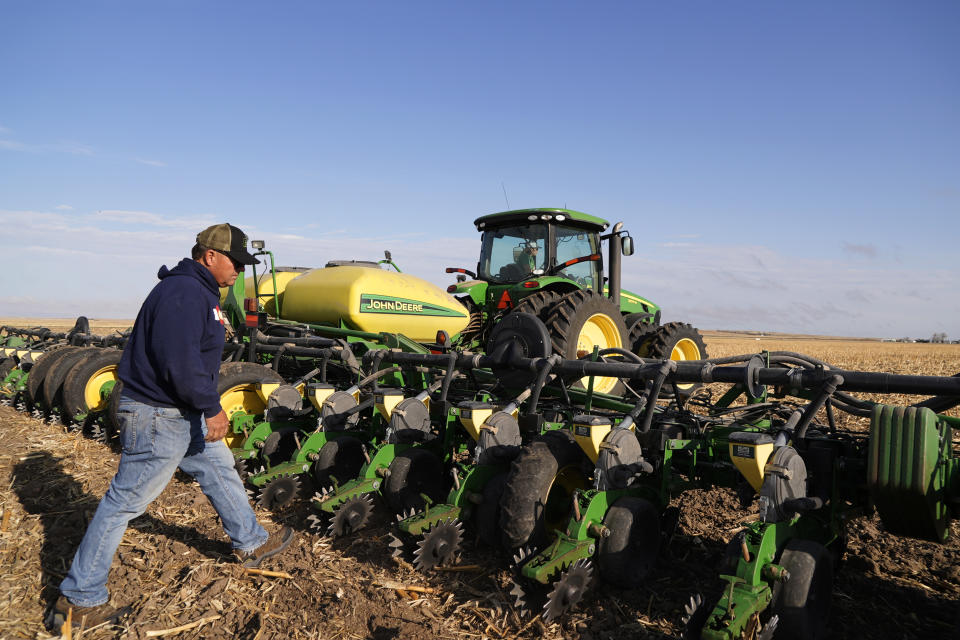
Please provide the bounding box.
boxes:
[234,526,295,568]
[46,595,130,632]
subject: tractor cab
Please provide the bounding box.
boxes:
[477,217,602,293]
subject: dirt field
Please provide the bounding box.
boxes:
[1,328,958,639]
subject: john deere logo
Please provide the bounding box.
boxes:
[359,294,466,317]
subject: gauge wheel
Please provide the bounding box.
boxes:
[500,430,591,550]
[770,539,833,640]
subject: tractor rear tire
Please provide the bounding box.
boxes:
[638,322,707,397]
[383,448,448,514]
[26,345,80,408]
[638,322,706,361]
[544,290,630,395]
[42,347,100,415]
[770,539,833,640]
[62,348,122,420]
[312,435,366,489]
[499,430,591,549]
[625,313,659,354]
[597,497,661,588]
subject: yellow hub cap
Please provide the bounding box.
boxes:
[83,365,118,412]
[575,313,623,394]
[220,384,268,449]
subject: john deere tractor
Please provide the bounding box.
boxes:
[446,208,706,393]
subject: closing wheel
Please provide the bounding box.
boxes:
[43,347,101,417]
[500,430,591,549]
[217,362,285,449]
[544,290,629,395]
[597,497,661,588]
[770,539,833,640]
[383,448,448,514]
[637,322,708,395]
[312,436,366,490]
[62,349,122,420]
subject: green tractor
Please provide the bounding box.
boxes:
[446,208,706,393]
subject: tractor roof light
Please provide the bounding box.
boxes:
[251,240,265,249]
[540,214,551,220]
[527,215,538,221]
[555,214,566,221]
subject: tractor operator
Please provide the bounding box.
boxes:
[517,240,540,273]
[49,223,294,632]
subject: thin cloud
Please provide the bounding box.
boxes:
[95,210,217,229]
[135,157,167,167]
[0,138,95,156]
[55,204,73,210]
[842,242,878,259]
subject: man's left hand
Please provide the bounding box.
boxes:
[205,410,230,442]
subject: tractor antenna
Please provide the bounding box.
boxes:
[501,182,511,210]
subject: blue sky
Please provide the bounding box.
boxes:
[1,1,957,338]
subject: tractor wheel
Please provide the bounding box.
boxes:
[26,345,81,409]
[383,448,448,514]
[312,435,366,489]
[217,362,285,449]
[42,347,101,416]
[597,497,661,588]
[637,322,707,396]
[513,290,564,321]
[62,349,122,420]
[625,313,659,354]
[770,539,833,640]
[500,430,591,549]
[544,290,629,395]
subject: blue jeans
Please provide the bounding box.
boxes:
[59,396,268,607]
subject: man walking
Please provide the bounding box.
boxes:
[49,223,293,631]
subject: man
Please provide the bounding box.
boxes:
[48,223,293,632]
[517,240,539,273]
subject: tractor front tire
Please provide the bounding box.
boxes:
[545,290,630,395]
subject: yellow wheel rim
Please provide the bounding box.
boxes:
[83,365,119,412]
[671,338,701,361]
[220,383,268,448]
[575,313,623,394]
[545,464,588,533]
[670,338,702,390]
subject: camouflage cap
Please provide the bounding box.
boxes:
[196,223,259,265]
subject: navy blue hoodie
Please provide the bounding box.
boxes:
[118,258,226,418]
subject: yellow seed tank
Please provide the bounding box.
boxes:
[279,265,470,342]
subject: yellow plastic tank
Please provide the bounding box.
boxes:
[280,265,470,341]
[220,268,308,315]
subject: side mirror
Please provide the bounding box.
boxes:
[621,236,634,256]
